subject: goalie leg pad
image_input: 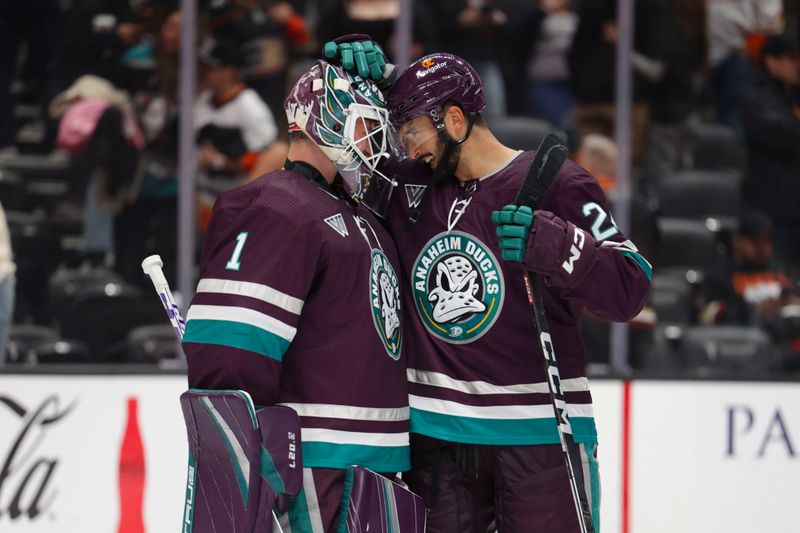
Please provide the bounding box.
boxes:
[337,466,427,533]
[180,389,303,532]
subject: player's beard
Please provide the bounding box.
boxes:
[433,128,462,181]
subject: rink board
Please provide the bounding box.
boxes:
[0,374,797,532]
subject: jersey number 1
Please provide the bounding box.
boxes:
[226,232,249,271]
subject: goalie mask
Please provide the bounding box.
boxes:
[285,61,398,216]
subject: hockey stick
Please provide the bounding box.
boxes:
[141,255,186,341]
[515,134,595,533]
[141,255,287,533]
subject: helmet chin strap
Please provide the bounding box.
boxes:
[406,112,477,229]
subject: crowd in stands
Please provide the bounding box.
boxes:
[0,0,798,375]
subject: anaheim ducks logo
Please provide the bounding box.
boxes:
[412,231,504,343]
[421,58,436,69]
[370,249,402,359]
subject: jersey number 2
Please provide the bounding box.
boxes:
[582,202,619,241]
[226,232,249,271]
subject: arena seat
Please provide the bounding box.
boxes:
[657,171,741,230]
[57,282,164,362]
[656,218,725,271]
[488,116,557,151]
[4,324,60,364]
[649,272,695,324]
[688,121,745,174]
[126,324,180,364]
[682,325,772,373]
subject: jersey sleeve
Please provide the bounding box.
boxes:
[545,161,652,322]
[183,194,319,405]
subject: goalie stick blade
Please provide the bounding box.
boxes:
[514,133,569,210]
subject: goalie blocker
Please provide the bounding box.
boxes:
[180,390,426,533]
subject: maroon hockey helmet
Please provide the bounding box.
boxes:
[285,61,398,216]
[388,53,486,130]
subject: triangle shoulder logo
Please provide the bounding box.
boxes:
[324,213,349,237]
[405,184,427,208]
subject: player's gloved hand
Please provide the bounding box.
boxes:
[491,205,534,263]
[323,34,387,81]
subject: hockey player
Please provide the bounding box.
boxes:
[325,42,652,532]
[180,61,418,532]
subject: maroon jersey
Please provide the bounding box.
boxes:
[386,151,651,445]
[183,169,410,472]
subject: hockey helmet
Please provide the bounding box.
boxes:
[388,53,486,131]
[285,61,398,216]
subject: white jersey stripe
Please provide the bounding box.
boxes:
[410,395,594,420]
[280,403,409,422]
[196,278,304,315]
[301,428,409,447]
[407,369,590,395]
[187,304,297,342]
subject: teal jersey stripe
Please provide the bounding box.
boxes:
[301,442,410,472]
[410,408,598,445]
[259,445,286,496]
[620,249,653,281]
[183,319,289,361]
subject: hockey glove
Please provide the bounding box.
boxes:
[492,204,534,263]
[494,206,600,289]
[323,34,397,90]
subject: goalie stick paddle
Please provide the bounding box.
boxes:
[515,134,595,533]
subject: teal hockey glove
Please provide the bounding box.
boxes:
[491,204,534,263]
[323,34,387,81]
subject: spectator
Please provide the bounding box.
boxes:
[706,0,784,135]
[699,211,800,364]
[426,0,509,117]
[194,36,279,227]
[568,0,670,171]
[0,203,15,366]
[50,75,145,264]
[114,6,183,287]
[0,0,62,155]
[527,0,578,128]
[317,0,437,66]
[741,33,800,273]
[575,132,617,194]
[643,0,707,182]
[204,0,313,135]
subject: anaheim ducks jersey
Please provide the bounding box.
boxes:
[386,151,651,446]
[183,168,409,472]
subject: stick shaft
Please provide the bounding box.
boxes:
[142,256,186,341]
[516,135,594,533]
